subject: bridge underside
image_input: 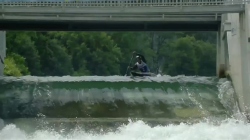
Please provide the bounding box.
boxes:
[0,2,243,31]
[0,20,220,31]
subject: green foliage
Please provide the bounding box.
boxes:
[161,36,199,75]
[4,31,217,77]
[50,32,122,76]
[34,34,74,76]
[159,35,216,76]
[4,53,30,77]
[8,53,30,75]
[4,56,21,77]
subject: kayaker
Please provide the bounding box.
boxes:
[129,51,150,73]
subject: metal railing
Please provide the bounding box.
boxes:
[0,0,249,7]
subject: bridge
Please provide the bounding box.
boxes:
[0,0,247,31]
[0,0,250,119]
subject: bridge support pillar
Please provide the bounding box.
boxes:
[0,31,6,76]
[224,4,250,118]
[217,15,230,78]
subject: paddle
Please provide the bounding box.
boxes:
[124,55,134,76]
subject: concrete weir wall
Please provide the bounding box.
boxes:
[0,31,6,76]
[220,4,250,117]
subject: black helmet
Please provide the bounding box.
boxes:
[136,55,141,59]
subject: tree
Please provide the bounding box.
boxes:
[160,35,216,76]
[161,36,198,75]
[8,53,30,75]
[4,57,21,76]
[6,32,42,75]
[4,31,217,77]
[81,32,122,75]
[195,40,216,76]
[34,33,74,76]
[50,32,122,76]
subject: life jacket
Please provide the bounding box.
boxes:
[136,61,150,72]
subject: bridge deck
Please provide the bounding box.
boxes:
[0,0,248,31]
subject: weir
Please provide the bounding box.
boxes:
[1,73,248,139]
[0,76,233,119]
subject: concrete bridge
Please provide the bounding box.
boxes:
[0,0,247,31]
[0,0,250,119]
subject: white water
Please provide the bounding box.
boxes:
[1,119,250,140]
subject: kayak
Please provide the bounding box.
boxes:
[130,71,156,77]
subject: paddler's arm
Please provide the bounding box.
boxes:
[129,64,138,70]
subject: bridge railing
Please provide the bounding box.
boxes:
[0,0,248,7]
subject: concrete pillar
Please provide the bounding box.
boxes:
[226,4,250,117]
[216,30,220,76]
[226,13,245,114]
[224,34,230,72]
[0,31,6,76]
[217,14,228,78]
[239,5,250,115]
